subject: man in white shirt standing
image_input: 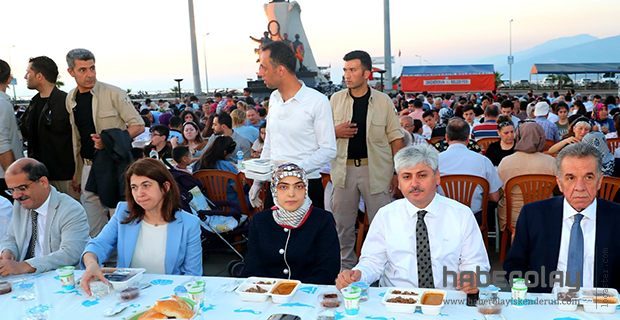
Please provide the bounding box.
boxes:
[250,41,336,209]
[336,144,489,290]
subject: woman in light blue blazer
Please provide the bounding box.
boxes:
[80,159,202,296]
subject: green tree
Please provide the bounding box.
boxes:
[547,74,573,89]
[494,72,504,89]
[55,81,64,88]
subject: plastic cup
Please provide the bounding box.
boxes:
[89,280,111,298]
[185,280,205,307]
[341,286,361,317]
[350,281,369,301]
[56,266,76,290]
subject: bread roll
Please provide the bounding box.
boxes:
[138,309,167,319]
[152,296,194,319]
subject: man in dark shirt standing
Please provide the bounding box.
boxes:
[65,48,144,237]
[330,50,404,269]
[20,56,76,199]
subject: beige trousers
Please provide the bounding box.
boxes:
[332,165,392,270]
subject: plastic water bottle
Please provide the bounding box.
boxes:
[149,149,159,160]
[236,150,244,169]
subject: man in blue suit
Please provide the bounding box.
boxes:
[504,143,620,293]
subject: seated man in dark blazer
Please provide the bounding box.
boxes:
[504,143,620,293]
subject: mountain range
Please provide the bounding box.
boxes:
[475,34,620,82]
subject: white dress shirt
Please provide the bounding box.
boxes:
[130,221,167,274]
[438,143,503,213]
[261,82,337,179]
[556,198,596,288]
[32,192,51,258]
[354,194,490,289]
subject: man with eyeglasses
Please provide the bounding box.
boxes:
[0,59,24,202]
[0,158,89,276]
[143,125,173,160]
[20,56,76,199]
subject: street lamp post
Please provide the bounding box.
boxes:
[187,0,201,95]
[508,19,514,89]
[174,79,183,99]
[383,0,392,92]
[203,33,210,95]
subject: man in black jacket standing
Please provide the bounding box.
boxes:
[21,56,76,199]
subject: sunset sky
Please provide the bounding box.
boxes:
[3,0,619,98]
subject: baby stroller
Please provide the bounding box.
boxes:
[169,167,248,277]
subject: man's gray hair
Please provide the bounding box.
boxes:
[66,48,95,69]
[555,142,602,177]
[394,144,439,173]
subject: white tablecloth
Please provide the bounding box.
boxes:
[0,271,617,319]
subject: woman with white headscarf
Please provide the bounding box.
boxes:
[243,163,340,284]
[582,131,615,176]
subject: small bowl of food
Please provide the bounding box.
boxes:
[581,288,619,314]
[269,280,301,304]
[553,286,579,311]
[420,290,446,316]
[382,288,421,313]
[236,282,272,302]
[104,268,145,291]
[319,290,342,308]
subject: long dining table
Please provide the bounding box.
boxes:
[0,270,617,319]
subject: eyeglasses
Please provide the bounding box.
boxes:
[498,121,514,129]
[5,180,37,196]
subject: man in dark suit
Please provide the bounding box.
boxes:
[20,56,75,198]
[504,143,620,293]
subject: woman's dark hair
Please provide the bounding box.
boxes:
[258,121,267,143]
[180,110,199,124]
[182,121,204,144]
[572,100,587,116]
[496,115,514,131]
[201,113,216,138]
[122,158,180,224]
[196,136,236,170]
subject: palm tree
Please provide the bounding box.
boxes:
[55,81,64,88]
[494,72,504,89]
[547,74,573,89]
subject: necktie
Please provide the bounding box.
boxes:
[24,210,38,260]
[566,214,584,287]
[416,210,435,288]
